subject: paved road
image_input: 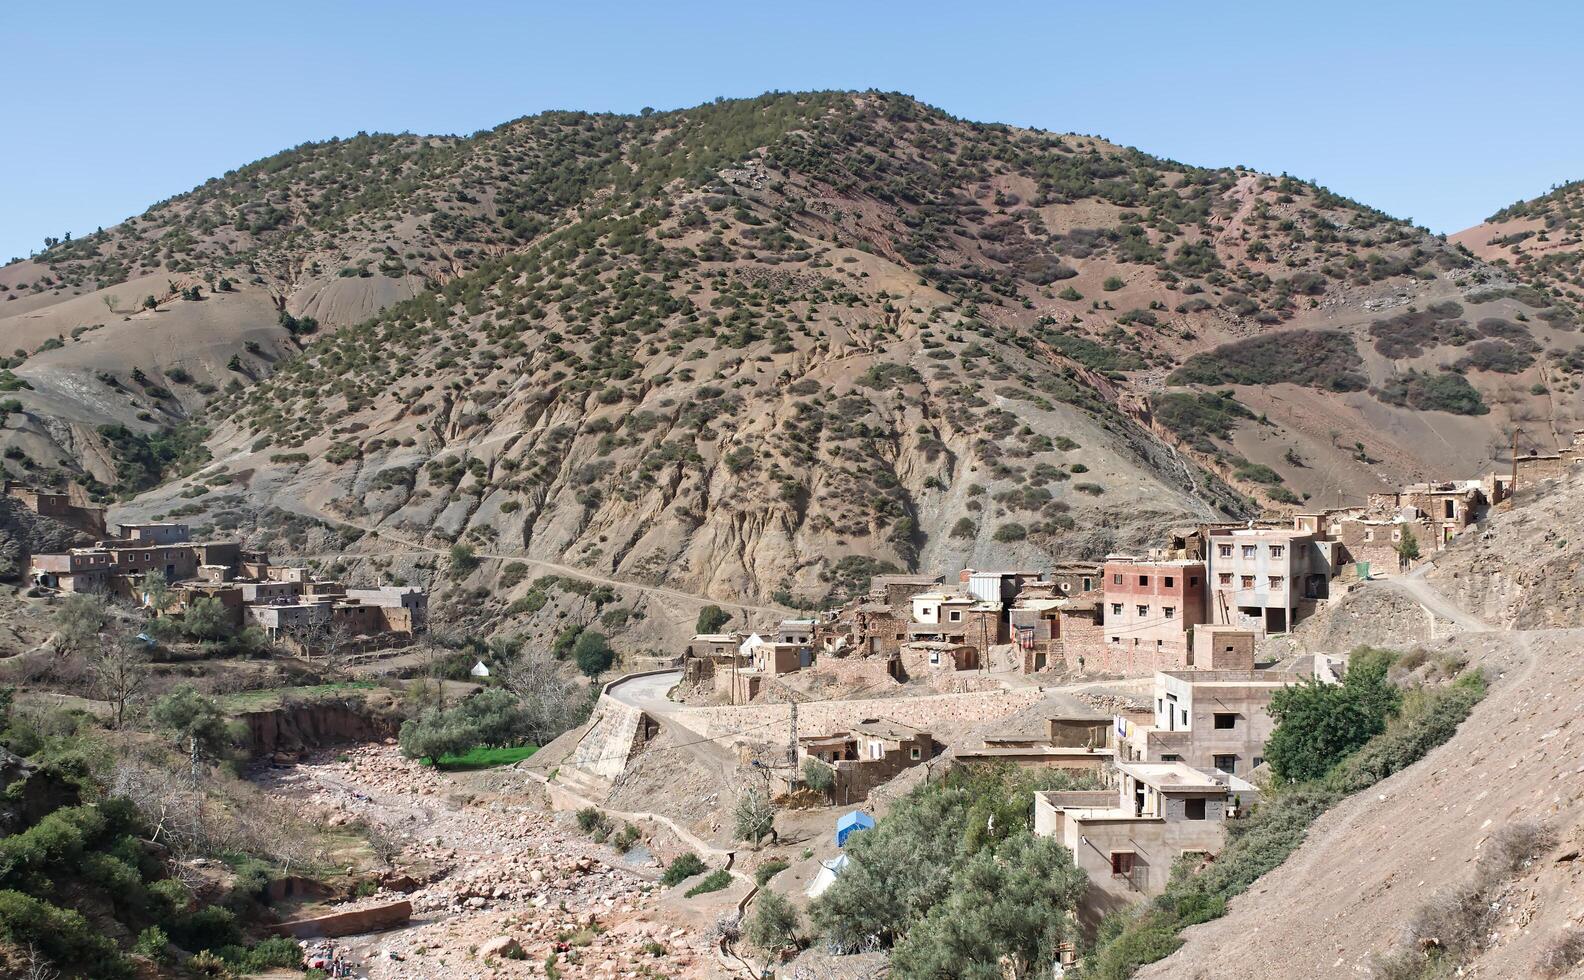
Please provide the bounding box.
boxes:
[607,669,684,717]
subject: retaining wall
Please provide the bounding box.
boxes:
[673,688,1047,738]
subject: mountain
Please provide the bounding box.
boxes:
[1451,179,1584,303]
[3,92,1581,627]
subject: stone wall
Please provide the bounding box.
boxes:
[673,688,1047,739]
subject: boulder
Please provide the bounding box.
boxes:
[478,935,524,961]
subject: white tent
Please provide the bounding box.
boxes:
[805,853,849,898]
[470,660,490,678]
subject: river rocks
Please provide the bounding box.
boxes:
[254,745,710,978]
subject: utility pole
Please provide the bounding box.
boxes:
[787,699,799,789]
[1511,427,1520,497]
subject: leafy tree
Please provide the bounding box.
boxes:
[695,605,732,634]
[889,832,1085,979]
[449,543,480,578]
[572,630,615,677]
[182,597,233,641]
[745,890,801,952]
[801,757,835,794]
[1395,527,1421,569]
[136,571,173,618]
[54,592,109,654]
[1264,648,1399,782]
[149,685,235,781]
[398,688,532,763]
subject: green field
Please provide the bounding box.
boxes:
[431,745,539,770]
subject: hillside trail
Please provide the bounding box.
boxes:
[1373,561,1495,634]
[269,495,794,619]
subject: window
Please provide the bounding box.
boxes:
[1241,576,1254,589]
[1185,798,1207,820]
[1218,573,1232,585]
[1112,573,1122,585]
[1111,603,1122,615]
[1164,576,1175,588]
[1365,529,1375,542]
[1213,713,1237,729]
[1270,545,1284,558]
[1189,576,1199,586]
[1218,544,1232,558]
[1213,754,1237,772]
[1110,851,1136,876]
[948,609,962,622]
[1082,577,1093,591]
[1241,545,1256,559]
[1136,605,1149,617]
[1110,636,1119,644]
[1161,753,1181,762]
[1253,756,1264,769]
[1163,606,1175,619]
[1392,530,1402,542]
[1138,575,1149,586]
[1268,575,1284,588]
[909,746,922,760]
[1060,582,1071,592]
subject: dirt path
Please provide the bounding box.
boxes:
[256,745,719,978]
[1372,563,1494,634]
[274,495,793,619]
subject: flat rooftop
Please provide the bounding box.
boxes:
[1118,760,1225,792]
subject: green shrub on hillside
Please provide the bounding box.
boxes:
[1168,330,1366,391]
[1374,370,1489,415]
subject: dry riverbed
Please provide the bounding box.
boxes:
[256,744,721,978]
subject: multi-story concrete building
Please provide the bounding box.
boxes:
[1034,761,1237,921]
[1099,558,1207,673]
[1205,528,1341,634]
[1122,668,1301,777]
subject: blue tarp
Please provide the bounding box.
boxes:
[835,810,876,847]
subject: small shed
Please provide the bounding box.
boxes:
[835,810,876,847]
[470,660,490,678]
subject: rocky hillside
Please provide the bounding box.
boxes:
[5,92,1583,617]
[1140,469,1584,979]
[1453,179,1584,305]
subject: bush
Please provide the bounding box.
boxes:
[1374,370,1489,415]
[448,543,480,578]
[745,890,801,950]
[1266,647,1399,783]
[1149,391,1254,451]
[572,630,616,677]
[684,869,733,897]
[695,605,732,634]
[0,889,132,979]
[661,853,707,886]
[992,522,1027,543]
[1169,330,1367,391]
[754,859,790,886]
[1102,276,1125,291]
[801,758,835,793]
[399,689,533,763]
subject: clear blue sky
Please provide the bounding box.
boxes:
[5,0,1581,263]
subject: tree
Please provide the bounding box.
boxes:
[572,630,616,677]
[744,890,801,952]
[136,571,172,619]
[733,785,777,849]
[801,757,835,794]
[1395,527,1421,569]
[397,688,532,764]
[149,685,235,784]
[54,593,109,654]
[496,651,596,744]
[696,605,732,634]
[90,636,150,728]
[889,832,1085,978]
[181,597,232,641]
[1264,648,1400,783]
[448,543,479,578]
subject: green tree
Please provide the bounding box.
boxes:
[745,890,801,952]
[695,605,732,634]
[572,630,615,677]
[182,597,233,641]
[1395,527,1421,569]
[801,757,835,794]
[136,571,173,618]
[889,832,1085,979]
[398,688,532,763]
[1264,648,1399,783]
[449,543,480,578]
[54,592,109,654]
[149,685,236,782]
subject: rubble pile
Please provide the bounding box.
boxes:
[259,745,715,978]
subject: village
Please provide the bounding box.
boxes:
[1,437,1574,975]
